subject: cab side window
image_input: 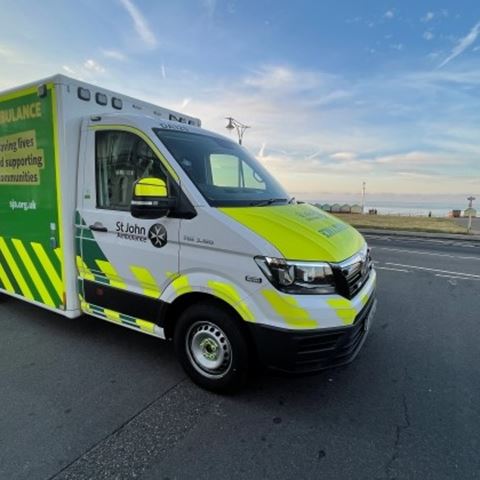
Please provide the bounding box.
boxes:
[96,131,167,210]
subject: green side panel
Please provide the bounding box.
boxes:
[75,211,109,285]
[220,203,365,262]
[0,86,63,307]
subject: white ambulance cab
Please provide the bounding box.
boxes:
[0,75,376,391]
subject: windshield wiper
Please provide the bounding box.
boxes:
[250,198,289,207]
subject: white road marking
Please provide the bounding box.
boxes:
[435,274,480,281]
[385,262,480,279]
[374,246,480,261]
[375,266,410,273]
[364,235,478,249]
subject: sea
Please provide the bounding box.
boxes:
[308,198,473,217]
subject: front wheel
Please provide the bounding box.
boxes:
[174,302,250,393]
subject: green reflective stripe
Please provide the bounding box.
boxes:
[86,302,158,335]
[0,249,19,293]
[0,261,14,293]
[31,242,63,301]
[220,204,365,262]
[12,239,55,307]
[0,237,34,300]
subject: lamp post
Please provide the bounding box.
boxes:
[467,196,476,233]
[225,117,250,145]
[361,181,366,214]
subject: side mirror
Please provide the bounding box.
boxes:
[131,177,176,219]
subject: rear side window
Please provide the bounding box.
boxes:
[95,131,167,210]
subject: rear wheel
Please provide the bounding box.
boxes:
[174,302,250,393]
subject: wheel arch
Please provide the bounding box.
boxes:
[163,292,253,343]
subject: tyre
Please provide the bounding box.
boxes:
[174,301,250,393]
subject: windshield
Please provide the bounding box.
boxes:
[154,128,290,207]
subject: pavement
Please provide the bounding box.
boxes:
[452,217,480,235]
[1,235,480,480]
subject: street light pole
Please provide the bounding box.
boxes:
[225,117,250,145]
[467,196,476,233]
[361,181,366,214]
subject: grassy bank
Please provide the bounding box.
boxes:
[333,213,468,234]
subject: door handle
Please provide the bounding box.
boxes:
[89,222,108,233]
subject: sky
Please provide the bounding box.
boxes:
[0,0,479,205]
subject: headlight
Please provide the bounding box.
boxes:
[255,256,336,294]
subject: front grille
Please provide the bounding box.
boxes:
[291,292,376,373]
[333,247,373,299]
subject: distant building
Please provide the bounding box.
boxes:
[350,204,362,214]
[331,203,341,213]
[340,204,351,213]
[464,208,477,218]
[321,203,331,212]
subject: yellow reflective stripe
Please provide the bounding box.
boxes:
[90,125,179,182]
[262,290,317,328]
[0,85,39,102]
[136,318,155,333]
[130,266,161,298]
[360,293,370,307]
[54,247,62,263]
[104,308,121,322]
[31,242,64,299]
[208,281,255,322]
[327,298,357,325]
[0,237,34,300]
[75,256,95,281]
[0,262,14,293]
[12,239,55,307]
[167,272,192,295]
[95,260,126,289]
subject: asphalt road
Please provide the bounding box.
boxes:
[1,235,479,480]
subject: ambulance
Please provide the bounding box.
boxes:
[0,75,376,391]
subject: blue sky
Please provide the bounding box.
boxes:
[1,0,479,204]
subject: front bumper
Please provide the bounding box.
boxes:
[248,291,377,374]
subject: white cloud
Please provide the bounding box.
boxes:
[201,0,217,18]
[439,21,480,68]
[384,10,394,19]
[161,64,167,79]
[180,97,192,109]
[423,31,434,41]
[391,43,404,51]
[101,49,127,61]
[374,151,457,166]
[62,65,77,76]
[0,45,14,58]
[244,65,335,92]
[111,62,479,197]
[84,59,106,73]
[330,152,357,161]
[118,0,157,47]
[422,12,434,22]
